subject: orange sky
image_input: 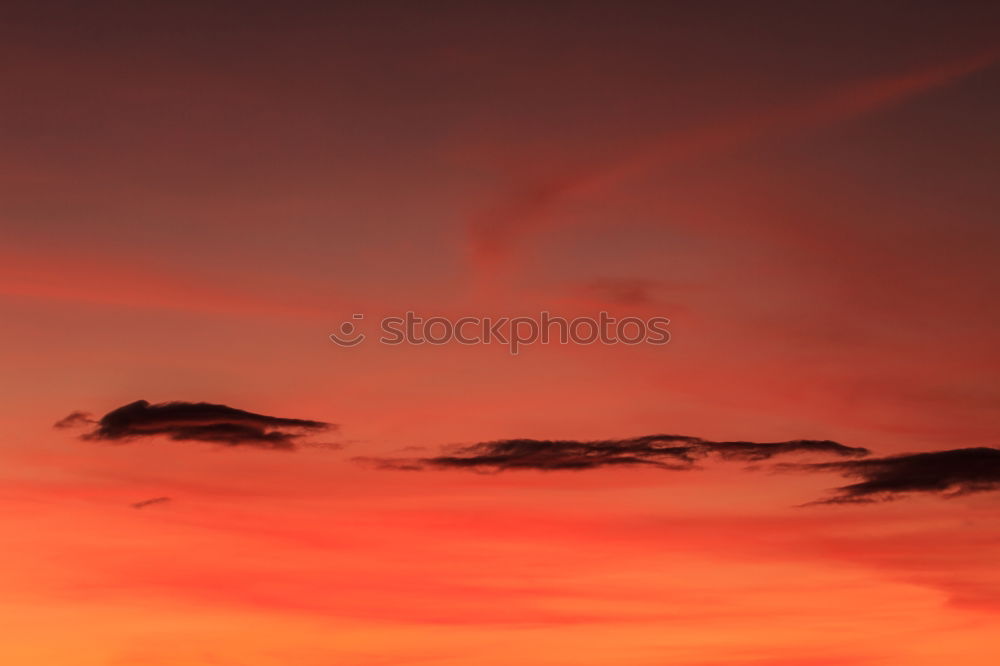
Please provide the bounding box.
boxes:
[2,2,1000,665]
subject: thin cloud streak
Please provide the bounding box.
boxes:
[131,496,172,509]
[0,249,352,319]
[470,48,1000,267]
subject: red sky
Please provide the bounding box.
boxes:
[2,2,1000,665]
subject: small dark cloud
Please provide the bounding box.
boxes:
[131,496,172,509]
[58,399,333,450]
[360,434,869,472]
[784,447,1000,504]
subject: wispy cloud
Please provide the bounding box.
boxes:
[54,411,95,428]
[580,278,664,306]
[469,48,1000,267]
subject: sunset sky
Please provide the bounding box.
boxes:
[2,2,1000,665]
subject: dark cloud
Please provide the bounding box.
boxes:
[785,447,1000,504]
[131,496,172,509]
[59,399,333,449]
[361,434,869,472]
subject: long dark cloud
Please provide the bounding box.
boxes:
[784,447,1000,504]
[57,399,333,449]
[361,434,870,472]
[364,437,1000,506]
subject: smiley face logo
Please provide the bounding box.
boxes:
[329,313,366,347]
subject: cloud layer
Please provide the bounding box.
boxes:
[57,402,1000,506]
[58,400,333,449]
[362,434,870,472]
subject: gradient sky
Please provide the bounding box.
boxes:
[2,2,1000,665]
